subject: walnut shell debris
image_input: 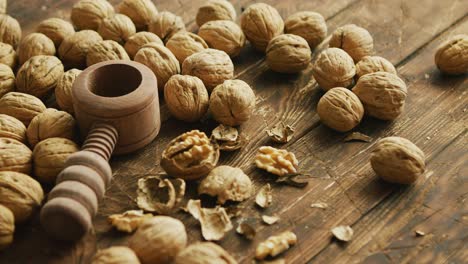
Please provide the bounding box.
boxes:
[255,231,297,260]
[149,11,186,43]
[198,20,245,58]
[255,183,272,208]
[71,0,115,31]
[196,0,237,27]
[0,171,44,223]
[355,55,397,79]
[266,123,294,143]
[211,124,245,151]
[255,146,298,176]
[284,11,327,50]
[186,199,233,241]
[36,18,75,48]
[434,34,468,75]
[58,30,103,69]
[0,204,14,250]
[166,32,208,63]
[317,87,364,132]
[124,31,163,59]
[329,24,374,62]
[164,74,209,122]
[86,40,130,66]
[182,49,234,91]
[92,246,140,264]
[0,92,46,126]
[0,14,21,48]
[241,3,284,52]
[312,48,356,91]
[0,137,31,174]
[98,14,136,44]
[352,72,407,120]
[161,130,219,180]
[0,42,17,69]
[370,137,425,184]
[27,108,76,147]
[55,69,82,114]
[0,0,6,14]
[175,242,237,264]
[331,225,353,242]
[108,210,153,233]
[266,34,311,73]
[0,114,26,143]
[136,175,186,214]
[118,0,158,31]
[18,33,56,66]
[0,63,14,98]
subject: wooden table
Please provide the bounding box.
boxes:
[1,0,467,263]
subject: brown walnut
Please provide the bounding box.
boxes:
[0,63,14,98]
[27,108,76,147]
[198,20,245,58]
[71,0,115,31]
[434,34,468,75]
[149,11,186,43]
[86,40,130,66]
[18,33,56,65]
[0,42,16,69]
[98,14,136,44]
[312,48,356,91]
[0,14,21,48]
[118,0,158,31]
[355,55,396,79]
[92,246,140,264]
[0,114,26,143]
[0,204,14,250]
[124,32,163,59]
[55,69,82,115]
[0,92,46,126]
[196,0,236,27]
[266,34,311,73]
[0,137,31,174]
[36,18,76,48]
[58,30,103,69]
[284,11,327,50]
[329,24,374,62]
[166,32,208,63]
[175,242,237,264]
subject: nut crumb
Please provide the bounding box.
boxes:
[255,184,273,208]
[262,215,279,225]
[331,225,353,242]
[310,202,328,209]
[415,230,426,236]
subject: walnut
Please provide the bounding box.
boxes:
[198,20,245,58]
[0,137,32,174]
[18,33,56,65]
[312,48,356,91]
[27,108,76,147]
[255,146,298,176]
[209,79,255,126]
[32,137,79,184]
[0,92,46,126]
[161,130,219,180]
[0,204,14,250]
[16,55,64,99]
[86,40,130,66]
[118,0,158,31]
[196,0,236,27]
[164,75,209,122]
[134,43,180,91]
[0,114,26,143]
[185,199,232,241]
[0,171,44,222]
[149,11,186,43]
[55,69,82,115]
[129,216,187,264]
[0,63,14,98]
[317,87,364,132]
[352,72,407,120]
[36,18,76,48]
[266,34,311,73]
[108,210,153,233]
[370,137,425,184]
[71,0,115,31]
[0,0,5,14]
[198,165,253,204]
[355,55,396,79]
[255,231,297,260]
[329,24,374,62]
[240,3,284,52]
[0,42,16,69]
[166,32,208,63]
[175,242,237,264]
[0,14,21,48]
[284,11,327,50]
[434,34,468,75]
[136,175,186,214]
[92,246,140,264]
[58,30,103,69]
[98,14,136,44]
[124,31,163,59]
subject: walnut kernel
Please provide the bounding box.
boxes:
[166,32,208,63]
[0,14,21,48]
[255,231,297,260]
[149,11,186,43]
[18,33,56,65]
[118,0,158,31]
[0,63,14,98]
[434,34,468,75]
[329,24,374,62]
[124,31,163,59]
[92,246,140,264]
[86,40,130,66]
[312,48,356,91]
[55,69,82,114]
[175,242,237,264]
[255,146,298,176]
[36,18,75,48]
[0,137,31,174]
[0,204,14,250]
[284,11,327,50]
[266,34,311,73]
[27,108,76,147]
[0,114,26,143]
[355,55,396,79]
[196,0,236,27]
[0,92,46,126]
[0,42,16,69]
[71,0,115,31]
[58,30,103,69]
[98,14,136,44]
[198,20,245,58]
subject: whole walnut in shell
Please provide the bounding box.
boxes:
[86,40,130,66]
[58,30,103,69]
[317,87,364,132]
[164,75,209,122]
[55,69,82,114]
[241,3,284,52]
[355,55,396,79]
[0,0,5,14]
[0,92,46,126]
[196,0,237,27]
[199,165,253,204]
[370,137,425,184]
[18,33,56,65]
[118,0,158,31]
[33,137,79,184]
[134,43,180,91]
[329,24,374,63]
[434,34,468,75]
[284,11,327,50]
[124,31,163,59]
[352,72,407,120]
[0,114,26,143]
[166,32,208,63]
[266,34,311,73]
[149,11,186,43]
[312,48,356,91]
[0,42,17,69]
[71,0,115,31]
[129,216,187,264]
[0,137,32,174]
[36,18,75,48]
[0,63,14,98]
[16,55,64,98]
[175,242,237,264]
[0,204,14,250]
[161,130,219,180]
[182,49,234,91]
[209,79,256,126]
[198,20,246,58]
[98,14,136,44]
[92,246,140,264]
[27,108,76,147]
[0,171,44,222]
[0,14,21,48]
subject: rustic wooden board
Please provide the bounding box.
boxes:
[0,0,467,263]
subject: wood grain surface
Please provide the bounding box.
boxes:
[0,0,467,263]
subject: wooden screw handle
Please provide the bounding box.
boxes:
[40,123,118,241]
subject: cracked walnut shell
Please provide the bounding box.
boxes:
[71,0,115,31]
[108,210,153,233]
[317,87,364,132]
[0,137,32,174]
[0,114,26,143]
[149,11,186,43]
[58,30,103,69]
[434,34,468,75]
[0,14,21,48]
[175,242,237,264]
[0,92,46,126]
[312,48,356,91]
[284,11,327,50]
[255,146,298,176]
[0,204,14,250]
[36,18,75,48]
[352,72,407,120]
[198,20,245,58]
[27,108,76,147]
[98,14,136,44]
[18,33,56,66]
[0,0,5,14]
[355,55,396,79]
[55,69,82,114]
[92,246,140,264]
[266,34,311,73]
[124,32,163,59]
[86,40,130,66]
[196,0,236,27]
[118,0,158,31]
[0,63,14,98]
[136,176,186,214]
[0,42,17,69]
[329,24,374,62]
[166,32,208,63]
[185,199,232,241]
[370,137,425,184]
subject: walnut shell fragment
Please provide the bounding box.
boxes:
[136,175,186,214]
[186,199,233,241]
[355,55,396,80]
[255,183,272,208]
[211,124,245,151]
[266,123,294,143]
[312,48,356,91]
[255,146,298,176]
[196,0,237,27]
[262,215,279,225]
[343,132,373,143]
[331,225,353,242]
[434,34,468,75]
[175,242,237,264]
[236,220,256,240]
[255,231,297,260]
[329,24,374,62]
[108,210,153,233]
[92,246,140,264]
